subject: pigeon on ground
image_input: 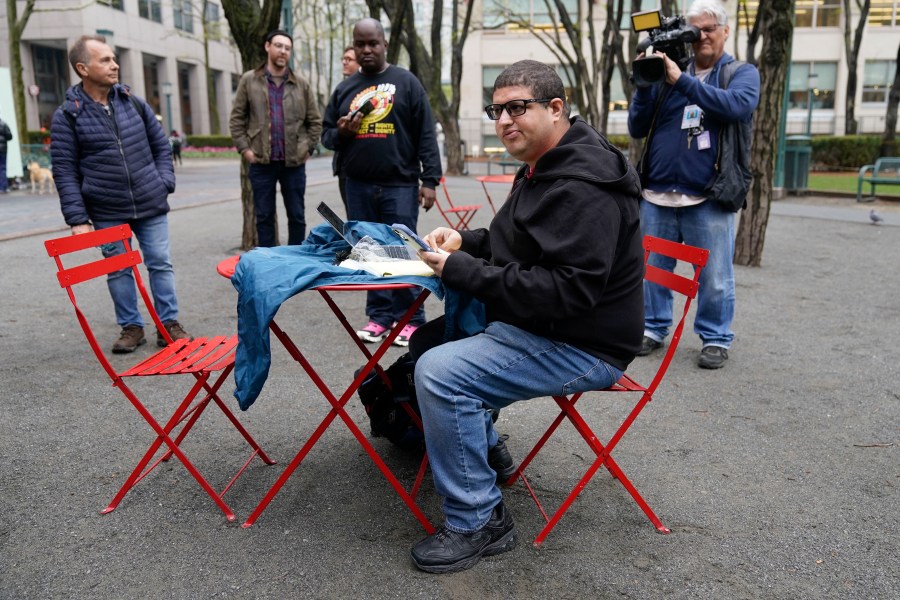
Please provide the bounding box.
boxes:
[869,209,884,225]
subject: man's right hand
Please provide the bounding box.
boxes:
[655,51,684,85]
[71,223,93,235]
[242,149,258,164]
[336,110,366,138]
[423,227,462,254]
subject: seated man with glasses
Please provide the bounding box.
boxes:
[406,59,645,573]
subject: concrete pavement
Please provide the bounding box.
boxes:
[1,159,897,599]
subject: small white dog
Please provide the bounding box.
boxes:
[27,161,55,194]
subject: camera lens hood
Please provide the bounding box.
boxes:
[632,55,666,88]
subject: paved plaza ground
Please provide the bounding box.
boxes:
[1,158,897,599]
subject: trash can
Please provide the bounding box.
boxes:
[784,135,812,194]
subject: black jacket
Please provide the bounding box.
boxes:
[0,118,11,153]
[321,65,441,189]
[441,117,645,370]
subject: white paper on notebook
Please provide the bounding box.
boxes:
[338,258,436,278]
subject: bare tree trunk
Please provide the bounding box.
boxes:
[735,0,794,267]
[626,0,644,165]
[842,0,871,135]
[6,0,36,140]
[240,158,257,250]
[599,0,622,134]
[202,1,221,135]
[880,42,900,157]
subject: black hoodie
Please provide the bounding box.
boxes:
[441,117,644,370]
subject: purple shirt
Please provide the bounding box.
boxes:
[266,71,286,161]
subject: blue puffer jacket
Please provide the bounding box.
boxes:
[50,83,175,226]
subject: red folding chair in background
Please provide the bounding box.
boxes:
[435,176,482,231]
[505,235,709,546]
[45,225,275,522]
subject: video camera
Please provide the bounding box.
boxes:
[630,9,700,88]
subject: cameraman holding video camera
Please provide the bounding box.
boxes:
[628,0,759,370]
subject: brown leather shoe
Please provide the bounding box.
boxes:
[157,320,192,347]
[112,325,146,353]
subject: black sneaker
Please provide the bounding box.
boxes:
[636,335,663,357]
[411,502,517,573]
[698,345,729,369]
[488,434,517,485]
[112,325,146,353]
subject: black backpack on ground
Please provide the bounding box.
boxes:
[356,353,424,452]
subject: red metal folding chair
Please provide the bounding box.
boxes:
[505,235,709,546]
[436,176,482,230]
[45,225,275,522]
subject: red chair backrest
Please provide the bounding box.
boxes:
[641,235,709,394]
[45,225,164,379]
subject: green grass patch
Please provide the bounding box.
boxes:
[807,171,900,196]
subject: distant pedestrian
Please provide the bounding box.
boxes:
[229,29,323,247]
[169,130,184,165]
[0,114,12,193]
[51,34,192,353]
[333,45,360,214]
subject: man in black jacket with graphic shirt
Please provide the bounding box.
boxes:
[322,18,442,348]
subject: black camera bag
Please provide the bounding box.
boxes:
[356,353,424,452]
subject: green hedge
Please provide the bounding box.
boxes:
[185,134,234,148]
[26,131,50,145]
[810,135,886,170]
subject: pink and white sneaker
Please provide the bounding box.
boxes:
[393,323,418,347]
[357,321,390,343]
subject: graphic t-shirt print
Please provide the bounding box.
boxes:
[350,83,396,139]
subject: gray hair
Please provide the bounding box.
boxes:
[686,0,728,26]
[68,34,107,76]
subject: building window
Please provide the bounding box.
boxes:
[482,66,506,108]
[98,0,124,10]
[789,62,837,109]
[205,2,221,38]
[174,0,195,33]
[862,60,897,103]
[608,66,627,112]
[795,0,841,27]
[484,0,579,29]
[870,0,899,26]
[139,0,162,23]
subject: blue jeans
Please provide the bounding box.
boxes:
[94,215,179,328]
[248,161,307,246]
[415,321,623,532]
[344,177,425,327]
[640,199,736,348]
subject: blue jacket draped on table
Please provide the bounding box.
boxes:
[231,222,456,410]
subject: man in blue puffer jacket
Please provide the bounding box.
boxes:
[51,35,191,353]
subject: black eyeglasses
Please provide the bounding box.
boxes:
[484,98,554,120]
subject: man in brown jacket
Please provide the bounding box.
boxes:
[230,30,322,246]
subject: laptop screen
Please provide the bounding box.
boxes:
[317,202,352,243]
